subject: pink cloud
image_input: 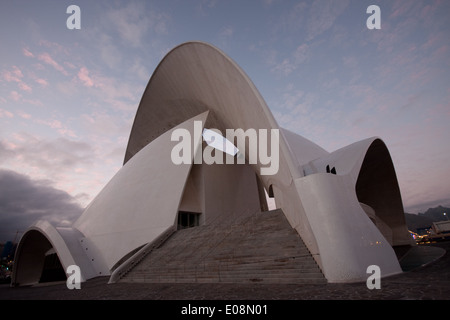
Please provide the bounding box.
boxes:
[433,45,449,60]
[18,82,32,92]
[35,119,77,137]
[38,40,70,55]
[22,48,34,58]
[389,0,416,19]
[2,66,23,82]
[35,119,62,129]
[78,67,94,87]
[17,111,32,119]
[38,52,68,76]
[64,61,77,70]
[22,99,43,107]
[2,66,33,92]
[35,78,48,87]
[0,108,14,119]
[420,0,443,23]
[6,90,42,107]
[9,91,21,102]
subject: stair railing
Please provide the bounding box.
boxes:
[108,225,177,284]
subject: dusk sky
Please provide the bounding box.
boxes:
[1,0,449,241]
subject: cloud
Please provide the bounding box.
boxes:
[34,78,48,87]
[18,82,32,92]
[220,26,234,38]
[2,66,23,82]
[105,2,170,47]
[17,111,31,119]
[6,88,44,106]
[35,119,77,138]
[0,169,83,242]
[0,108,14,119]
[9,91,21,102]
[1,66,32,92]
[306,0,349,41]
[22,48,34,58]
[0,135,101,209]
[38,52,68,76]
[78,67,94,87]
[389,0,417,19]
[0,135,93,175]
[196,0,219,16]
[268,44,310,76]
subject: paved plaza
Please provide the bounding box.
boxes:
[1,242,449,300]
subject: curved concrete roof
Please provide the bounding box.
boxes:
[123,41,300,185]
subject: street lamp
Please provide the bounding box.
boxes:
[444,213,449,221]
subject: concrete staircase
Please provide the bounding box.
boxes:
[120,209,326,284]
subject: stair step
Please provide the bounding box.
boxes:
[119,210,326,284]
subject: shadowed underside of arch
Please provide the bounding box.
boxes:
[356,139,411,246]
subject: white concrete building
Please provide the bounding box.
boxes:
[12,42,414,286]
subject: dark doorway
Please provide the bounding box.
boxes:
[39,252,66,283]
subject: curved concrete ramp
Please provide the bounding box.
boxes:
[398,245,446,272]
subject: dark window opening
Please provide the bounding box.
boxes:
[177,211,200,230]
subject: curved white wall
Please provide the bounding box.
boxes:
[295,174,402,282]
[73,112,208,271]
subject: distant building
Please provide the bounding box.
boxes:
[432,221,450,234]
[12,42,413,286]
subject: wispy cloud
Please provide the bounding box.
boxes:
[1,134,91,169]
[196,0,219,16]
[78,67,95,87]
[306,0,349,41]
[1,66,32,92]
[6,89,43,106]
[38,52,68,76]
[22,47,34,58]
[74,65,141,112]
[220,26,234,38]
[17,111,31,119]
[105,2,170,47]
[35,118,77,138]
[267,43,310,76]
[0,108,14,119]
[9,90,21,102]
[2,65,23,82]
[34,78,48,87]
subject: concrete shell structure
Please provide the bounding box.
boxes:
[12,42,413,286]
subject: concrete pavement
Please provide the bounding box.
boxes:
[1,242,449,300]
